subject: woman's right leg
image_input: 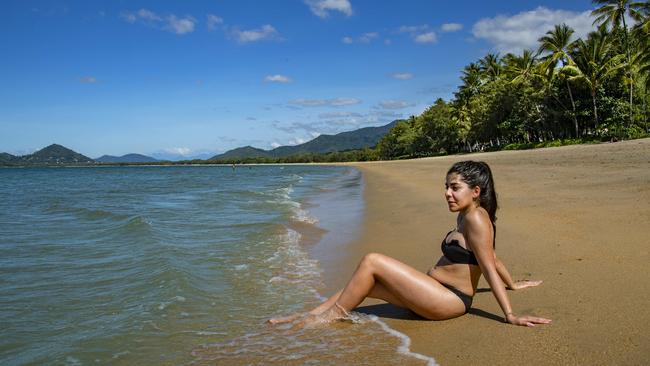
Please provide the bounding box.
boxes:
[331,253,465,320]
[273,253,466,325]
[309,282,408,316]
[268,283,406,324]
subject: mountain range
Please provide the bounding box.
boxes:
[211,120,398,160]
[1,120,400,166]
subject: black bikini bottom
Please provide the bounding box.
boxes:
[442,283,473,313]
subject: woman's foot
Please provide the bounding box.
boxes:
[293,303,349,328]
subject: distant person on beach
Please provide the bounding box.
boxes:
[269,160,551,327]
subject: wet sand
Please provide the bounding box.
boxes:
[329,138,650,365]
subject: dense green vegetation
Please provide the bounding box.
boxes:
[375,1,650,160]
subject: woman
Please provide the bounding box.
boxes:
[270,161,551,327]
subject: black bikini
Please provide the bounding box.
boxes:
[441,230,479,265]
[439,229,495,313]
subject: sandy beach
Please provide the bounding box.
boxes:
[324,138,650,365]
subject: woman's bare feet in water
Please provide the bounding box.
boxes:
[268,303,350,327]
[293,303,349,328]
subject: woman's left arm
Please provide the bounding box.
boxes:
[495,256,543,290]
[465,214,551,327]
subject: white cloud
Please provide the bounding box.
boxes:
[391,72,413,80]
[166,15,196,34]
[397,25,436,44]
[441,23,463,32]
[271,110,402,141]
[318,111,363,119]
[232,24,280,43]
[120,12,137,23]
[137,9,161,21]
[288,137,309,145]
[398,25,429,34]
[472,6,594,54]
[378,100,414,109]
[120,9,196,35]
[415,32,437,43]
[289,98,361,107]
[165,147,192,156]
[305,0,353,18]
[79,76,97,83]
[271,142,282,148]
[342,32,379,44]
[206,14,223,30]
[359,32,378,43]
[264,74,293,83]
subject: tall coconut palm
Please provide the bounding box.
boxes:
[479,53,502,82]
[592,0,646,124]
[538,23,580,137]
[631,10,650,129]
[457,62,482,100]
[504,50,544,85]
[567,27,626,131]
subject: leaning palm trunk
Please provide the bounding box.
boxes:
[622,16,633,126]
[566,79,579,137]
[591,88,599,132]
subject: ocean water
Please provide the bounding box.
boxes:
[0,165,435,365]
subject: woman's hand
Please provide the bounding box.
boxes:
[508,279,543,291]
[505,313,552,327]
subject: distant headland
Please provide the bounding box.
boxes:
[0,120,399,167]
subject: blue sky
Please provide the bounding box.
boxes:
[1,0,597,159]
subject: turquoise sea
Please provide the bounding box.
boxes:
[0,166,435,365]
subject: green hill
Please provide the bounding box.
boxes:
[0,152,18,166]
[1,144,95,166]
[213,146,273,160]
[96,154,158,163]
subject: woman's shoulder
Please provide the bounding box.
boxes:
[463,208,494,249]
[463,207,492,230]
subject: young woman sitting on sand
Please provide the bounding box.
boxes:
[270,160,551,327]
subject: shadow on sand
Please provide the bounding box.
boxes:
[355,300,503,323]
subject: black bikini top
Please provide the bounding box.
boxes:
[441,226,496,266]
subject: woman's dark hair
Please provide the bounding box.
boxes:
[447,160,498,223]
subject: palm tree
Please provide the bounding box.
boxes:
[457,62,482,100]
[567,27,626,131]
[592,0,646,124]
[538,23,580,137]
[479,53,502,82]
[504,50,544,85]
[631,3,650,129]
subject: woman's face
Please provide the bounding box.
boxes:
[444,173,480,213]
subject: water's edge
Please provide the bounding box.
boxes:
[300,167,438,366]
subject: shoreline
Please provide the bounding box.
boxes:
[329,138,650,365]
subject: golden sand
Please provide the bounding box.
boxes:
[325,138,650,365]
